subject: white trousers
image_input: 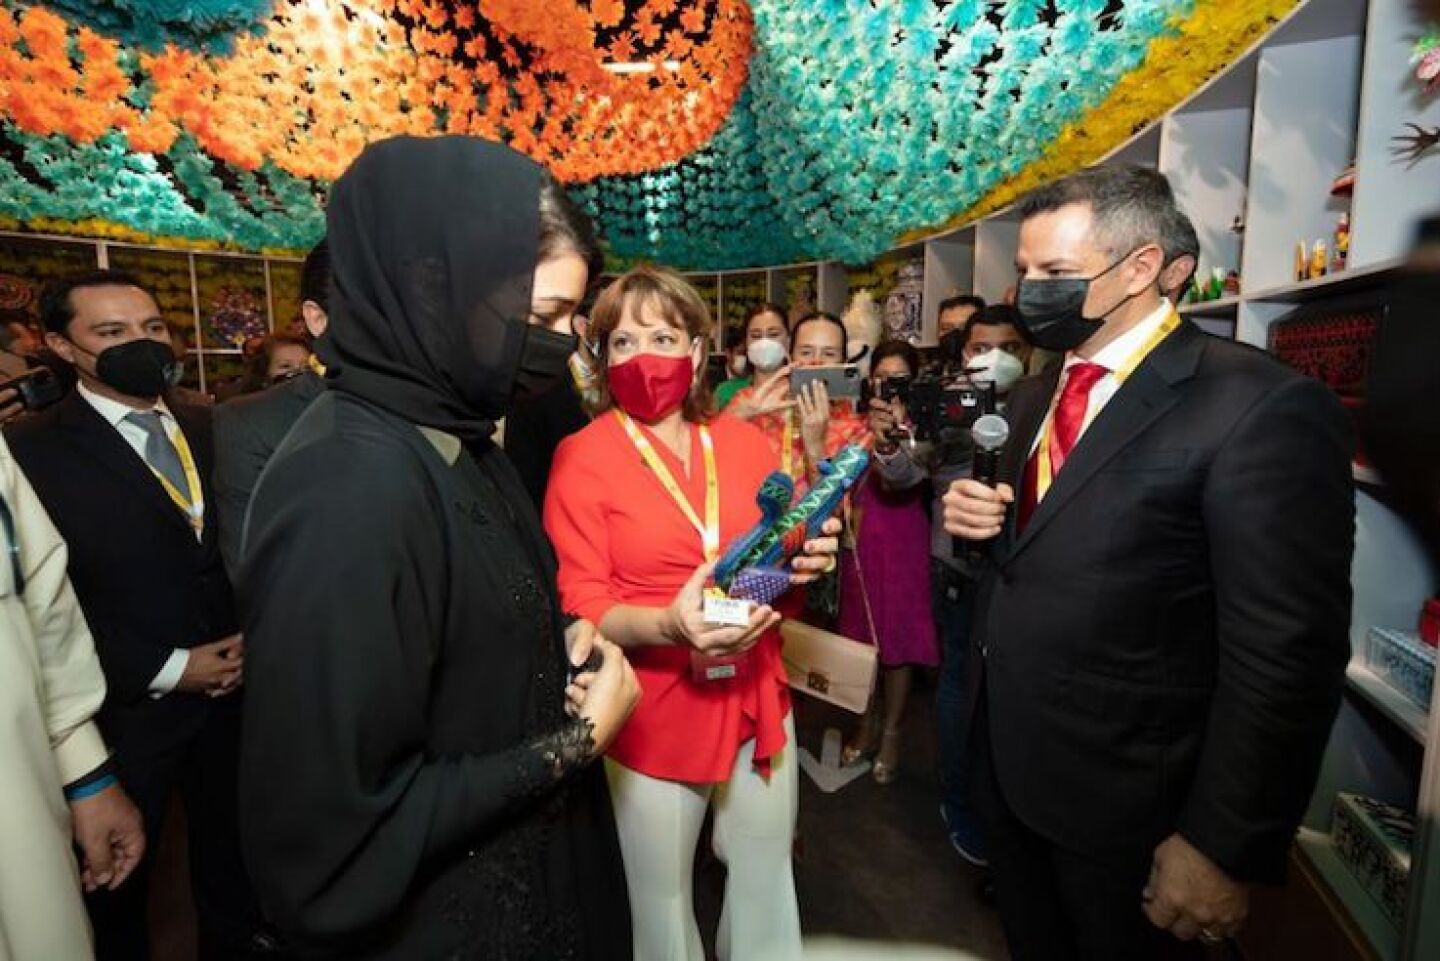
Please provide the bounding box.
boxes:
[606,714,801,961]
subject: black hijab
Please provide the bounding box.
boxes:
[322,136,542,441]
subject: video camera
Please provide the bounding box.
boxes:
[864,371,996,442]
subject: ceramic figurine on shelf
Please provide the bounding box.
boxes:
[1331,162,1356,197]
[882,260,924,345]
[1334,213,1351,272]
[1308,240,1329,281]
[1295,241,1308,281]
[1413,29,1440,92]
[1208,267,1225,300]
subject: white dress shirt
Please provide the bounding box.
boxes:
[76,383,197,696]
[1030,300,1176,458]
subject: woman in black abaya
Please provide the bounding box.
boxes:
[237,136,639,960]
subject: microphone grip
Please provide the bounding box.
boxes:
[953,446,1003,561]
[972,447,1001,488]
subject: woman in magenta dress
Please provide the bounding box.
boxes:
[838,340,939,784]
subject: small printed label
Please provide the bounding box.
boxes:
[705,663,739,681]
[703,595,753,628]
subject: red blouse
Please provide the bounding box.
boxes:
[543,411,793,784]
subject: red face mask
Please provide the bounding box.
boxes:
[607,352,695,423]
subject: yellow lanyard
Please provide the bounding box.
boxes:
[615,410,721,562]
[1035,309,1181,500]
[147,419,205,536]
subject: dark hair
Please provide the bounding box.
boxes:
[299,239,330,311]
[1162,209,1200,263]
[938,295,985,317]
[538,172,604,285]
[790,311,848,350]
[1019,164,1177,257]
[38,270,149,336]
[744,302,789,336]
[588,264,713,422]
[870,339,920,377]
[963,304,1027,344]
[1159,209,1200,298]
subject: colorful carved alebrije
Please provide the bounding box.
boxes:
[713,444,869,598]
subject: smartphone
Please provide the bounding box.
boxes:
[791,364,862,401]
[0,367,64,414]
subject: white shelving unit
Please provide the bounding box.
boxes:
[677,0,1440,956]
[921,229,975,345]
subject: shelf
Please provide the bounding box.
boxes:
[1246,258,1404,303]
[1178,295,1241,316]
[1347,661,1429,744]
[1296,827,1402,961]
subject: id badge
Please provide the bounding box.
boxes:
[692,589,754,682]
[690,649,753,684]
[703,592,753,628]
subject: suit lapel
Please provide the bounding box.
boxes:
[999,369,1059,488]
[57,392,194,536]
[988,369,1058,558]
[1004,322,1207,562]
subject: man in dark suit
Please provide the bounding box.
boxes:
[6,270,267,959]
[214,240,329,578]
[943,166,1354,959]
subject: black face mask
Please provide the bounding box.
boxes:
[76,338,179,399]
[512,323,578,401]
[1015,249,1142,352]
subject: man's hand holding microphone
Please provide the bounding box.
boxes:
[944,412,1013,553]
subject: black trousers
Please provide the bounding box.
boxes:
[971,695,1204,961]
[88,699,263,961]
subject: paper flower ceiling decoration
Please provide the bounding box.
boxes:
[0,0,1298,269]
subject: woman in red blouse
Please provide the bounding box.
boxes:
[545,266,837,961]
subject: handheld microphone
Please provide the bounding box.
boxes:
[970,413,1009,487]
[954,413,1010,560]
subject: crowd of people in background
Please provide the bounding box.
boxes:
[0,138,1364,961]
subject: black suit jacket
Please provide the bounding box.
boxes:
[213,371,325,578]
[5,390,237,758]
[968,320,1354,883]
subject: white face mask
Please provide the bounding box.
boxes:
[966,348,1026,393]
[729,353,748,377]
[746,337,788,374]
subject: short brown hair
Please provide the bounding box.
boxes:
[588,264,713,422]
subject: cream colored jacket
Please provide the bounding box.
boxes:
[0,434,107,961]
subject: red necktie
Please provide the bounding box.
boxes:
[1018,362,1107,533]
[1048,362,1108,476]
